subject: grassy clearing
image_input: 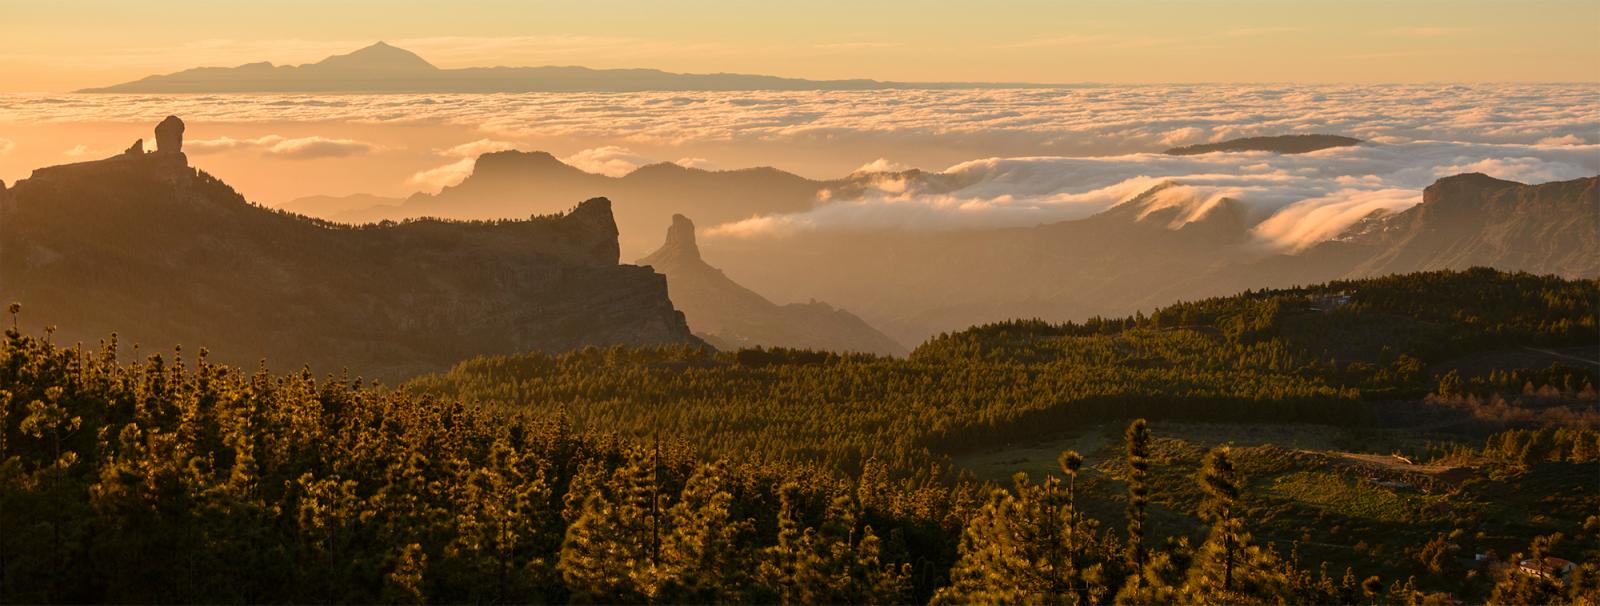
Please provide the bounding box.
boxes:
[953,426,1112,483]
[1266,470,1445,523]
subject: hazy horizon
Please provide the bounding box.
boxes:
[6,0,1600,93]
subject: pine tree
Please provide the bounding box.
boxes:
[381,543,428,605]
[760,485,908,605]
[438,440,555,603]
[557,457,657,604]
[657,460,755,603]
[1179,446,1294,604]
[1123,419,1151,576]
[935,465,1105,606]
[1059,450,1085,601]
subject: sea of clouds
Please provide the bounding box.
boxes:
[4,84,1594,249]
[708,140,1599,251]
[5,84,1594,150]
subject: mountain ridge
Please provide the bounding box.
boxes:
[80,42,1071,93]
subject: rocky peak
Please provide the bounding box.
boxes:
[639,214,707,270]
[471,150,584,179]
[27,118,191,183]
[155,116,184,154]
[556,198,621,265]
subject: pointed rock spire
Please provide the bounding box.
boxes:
[664,214,700,258]
[639,214,706,270]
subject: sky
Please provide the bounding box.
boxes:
[3,0,1599,92]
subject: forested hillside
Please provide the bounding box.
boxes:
[411,269,1597,475]
[4,268,1597,603]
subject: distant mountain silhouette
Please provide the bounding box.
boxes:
[288,150,840,256]
[0,119,701,381]
[638,215,905,356]
[1164,134,1362,155]
[703,174,1599,345]
[81,42,1061,93]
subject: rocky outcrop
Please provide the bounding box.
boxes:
[0,120,700,381]
[638,214,905,356]
[155,115,184,154]
[653,214,702,260]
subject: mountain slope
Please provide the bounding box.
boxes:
[638,215,905,356]
[81,42,1055,93]
[1334,173,1600,277]
[0,119,700,381]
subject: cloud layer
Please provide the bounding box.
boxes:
[5,85,1594,156]
[707,140,1599,251]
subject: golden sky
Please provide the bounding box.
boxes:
[3,0,1598,91]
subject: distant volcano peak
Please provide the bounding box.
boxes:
[313,41,437,71]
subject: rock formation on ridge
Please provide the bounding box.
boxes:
[0,119,702,381]
[638,214,906,356]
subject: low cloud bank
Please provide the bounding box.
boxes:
[187,134,377,159]
[706,141,1599,251]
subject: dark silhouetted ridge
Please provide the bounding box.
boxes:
[1164,134,1361,155]
[0,119,701,381]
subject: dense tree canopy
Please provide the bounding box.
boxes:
[4,269,1597,604]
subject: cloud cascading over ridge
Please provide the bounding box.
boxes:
[407,158,477,191]
[561,146,657,177]
[439,138,518,158]
[705,140,1599,252]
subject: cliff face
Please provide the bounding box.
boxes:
[0,122,699,381]
[638,215,906,356]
